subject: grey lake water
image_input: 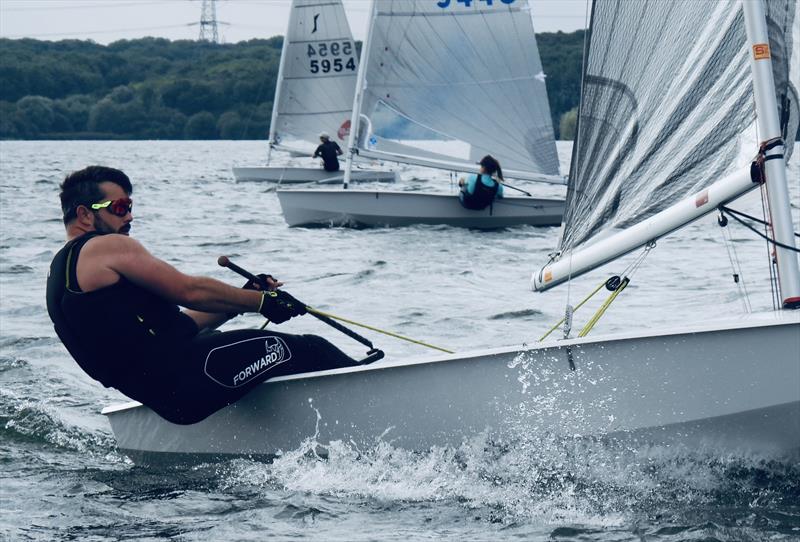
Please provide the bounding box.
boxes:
[1,140,798,541]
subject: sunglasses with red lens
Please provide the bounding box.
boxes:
[91,197,133,217]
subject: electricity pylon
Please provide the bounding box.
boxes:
[198,0,219,43]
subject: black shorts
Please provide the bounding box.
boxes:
[151,329,358,425]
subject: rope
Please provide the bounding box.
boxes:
[718,207,800,253]
[539,243,656,341]
[539,278,605,341]
[749,91,779,310]
[582,243,655,338]
[578,278,629,337]
[759,183,781,311]
[720,206,800,238]
[306,308,454,354]
[575,243,654,337]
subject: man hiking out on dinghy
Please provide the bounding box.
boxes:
[458,155,505,210]
[46,165,361,425]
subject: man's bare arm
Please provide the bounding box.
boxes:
[83,235,262,316]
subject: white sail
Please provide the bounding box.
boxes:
[355,0,559,176]
[534,0,799,291]
[269,0,360,152]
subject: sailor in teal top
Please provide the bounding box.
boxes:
[462,173,505,198]
[458,154,505,210]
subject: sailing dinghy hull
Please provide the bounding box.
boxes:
[276,189,565,228]
[233,167,398,184]
[103,315,799,465]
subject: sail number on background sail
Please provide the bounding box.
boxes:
[306,41,357,75]
[435,0,517,8]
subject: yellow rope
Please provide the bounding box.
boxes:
[307,307,454,354]
[578,278,629,337]
[539,279,607,341]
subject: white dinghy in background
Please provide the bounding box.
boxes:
[104,0,799,464]
[231,0,396,184]
[232,166,397,185]
[278,188,563,228]
[277,0,566,228]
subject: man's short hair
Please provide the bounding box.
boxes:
[60,166,133,224]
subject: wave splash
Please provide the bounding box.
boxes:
[208,428,799,531]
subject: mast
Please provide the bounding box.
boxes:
[342,0,377,189]
[266,0,294,165]
[742,0,800,309]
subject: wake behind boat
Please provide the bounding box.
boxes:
[277,188,564,228]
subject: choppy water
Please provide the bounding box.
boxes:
[1,140,798,541]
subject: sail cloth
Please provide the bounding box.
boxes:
[358,0,559,176]
[558,0,798,254]
[272,0,360,149]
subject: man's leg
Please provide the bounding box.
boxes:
[155,329,359,424]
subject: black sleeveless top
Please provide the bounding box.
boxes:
[46,232,198,403]
[460,174,500,210]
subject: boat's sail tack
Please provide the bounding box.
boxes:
[558,0,798,255]
[358,0,559,176]
[271,0,360,150]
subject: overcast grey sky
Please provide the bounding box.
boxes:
[0,0,589,44]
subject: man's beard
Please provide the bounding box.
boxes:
[93,215,130,235]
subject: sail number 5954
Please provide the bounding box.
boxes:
[307,41,357,74]
[437,0,515,7]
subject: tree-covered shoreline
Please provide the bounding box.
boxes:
[0,33,584,141]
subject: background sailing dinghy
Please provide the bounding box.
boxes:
[277,0,566,228]
[102,0,799,465]
[232,165,397,184]
[231,0,397,185]
[277,187,565,228]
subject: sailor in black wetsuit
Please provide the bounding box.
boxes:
[312,132,343,172]
[46,166,360,425]
[458,154,505,211]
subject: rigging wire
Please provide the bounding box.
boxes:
[749,90,783,311]
[2,1,168,12]
[759,182,781,311]
[717,212,752,314]
[3,24,195,39]
[559,0,593,337]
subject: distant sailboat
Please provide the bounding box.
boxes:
[277,0,566,228]
[232,0,397,184]
[104,0,798,464]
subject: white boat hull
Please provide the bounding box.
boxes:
[276,189,565,228]
[103,316,800,464]
[232,167,398,184]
